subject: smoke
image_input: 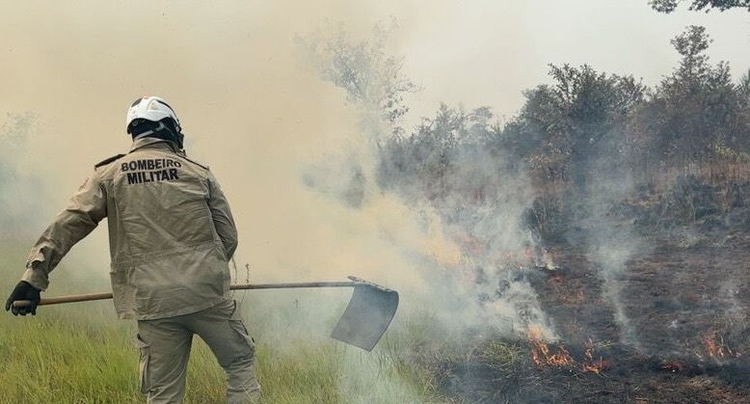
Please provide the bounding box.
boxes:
[578,138,650,349]
[1,1,746,292]
[588,226,642,348]
[0,4,558,401]
[296,24,563,343]
[0,111,114,290]
[0,112,46,239]
[0,6,439,400]
[431,143,559,340]
[0,2,398,285]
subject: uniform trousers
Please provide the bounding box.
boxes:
[134,298,260,404]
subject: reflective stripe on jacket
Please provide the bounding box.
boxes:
[22,137,238,320]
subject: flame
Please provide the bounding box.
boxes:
[702,329,727,359]
[582,338,610,374]
[528,329,611,373]
[528,325,574,367]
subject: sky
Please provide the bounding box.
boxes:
[0,1,748,307]
[393,1,750,124]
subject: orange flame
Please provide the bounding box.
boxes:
[528,330,611,373]
[582,338,610,374]
[703,329,726,359]
[528,326,574,367]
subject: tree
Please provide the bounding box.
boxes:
[297,21,417,140]
[377,104,501,201]
[738,69,750,105]
[631,26,742,170]
[650,0,750,13]
[516,64,645,189]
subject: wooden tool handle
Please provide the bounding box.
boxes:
[13,292,113,308]
[12,280,361,309]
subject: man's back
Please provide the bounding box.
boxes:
[95,137,238,320]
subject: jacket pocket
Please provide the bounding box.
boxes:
[133,334,151,394]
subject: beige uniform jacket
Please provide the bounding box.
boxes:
[21,137,238,320]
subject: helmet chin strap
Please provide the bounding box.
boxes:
[132,121,185,150]
[132,122,167,140]
[175,132,185,150]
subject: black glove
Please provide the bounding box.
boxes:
[5,281,41,316]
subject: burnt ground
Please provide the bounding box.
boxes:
[436,231,750,403]
[527,235,750,404]
[432,181,750,403]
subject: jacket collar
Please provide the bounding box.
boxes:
[129,137,181,154]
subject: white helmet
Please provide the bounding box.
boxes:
[126,96,181,134]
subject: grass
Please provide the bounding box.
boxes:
[0,254,460,404]
[0,301,454,404]
[0,309,139,403]
[0,242,538,404]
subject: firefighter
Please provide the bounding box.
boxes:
[4,96,260,403]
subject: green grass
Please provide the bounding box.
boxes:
[0,303,454,404]
[0,258,457,404]
[0,309,139,403]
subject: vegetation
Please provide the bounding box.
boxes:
[0,283,460,403]
[650,0,750,13]
[374,25,750,238]
[0,245,458,404]
[380,25,750,191]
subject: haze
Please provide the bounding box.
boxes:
[0,0,747,295]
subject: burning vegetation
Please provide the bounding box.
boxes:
[528,325,574,368]
[314,22,750,403]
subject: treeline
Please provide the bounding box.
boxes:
[377,26,750,204]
